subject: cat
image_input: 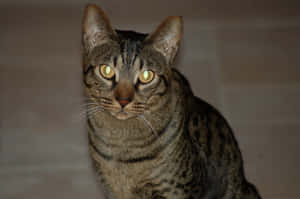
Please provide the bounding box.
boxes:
[82,4,262,199]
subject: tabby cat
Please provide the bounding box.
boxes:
[82,4,261,199]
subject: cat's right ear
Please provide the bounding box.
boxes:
[82,5,117,53]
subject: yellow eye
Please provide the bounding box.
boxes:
[99,64,115,79]
[139,70,154,84]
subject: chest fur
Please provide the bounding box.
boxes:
[92,151,167,199]
[89,123,198,199]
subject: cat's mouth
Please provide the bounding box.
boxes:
[96,98,146,120]
[111,110,135,120]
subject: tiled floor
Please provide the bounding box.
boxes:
[1,2,300,199]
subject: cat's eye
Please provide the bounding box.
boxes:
[139,70,155,84]
[99,64,115,79]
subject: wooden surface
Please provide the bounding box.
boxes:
[1,2,299,199]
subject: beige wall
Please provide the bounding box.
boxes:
[1,1,300,198]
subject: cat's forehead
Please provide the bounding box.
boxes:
[116,30,148,42]
[89,30,167,72]
[113,54,142,74]
[113,47,166,73]
[118,39,142,68]
[116,30,146,69]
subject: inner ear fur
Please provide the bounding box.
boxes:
[82,4,118,53]
[144,16,183,65]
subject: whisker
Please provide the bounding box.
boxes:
[87,109,101,117]
[87,108,103,119]
[100,100,113,105]
[83,105,99,112]
[99,103,119,110]
[86,106,103,114]
[133,106,146,110]
[79,107,103,121]
[101,97,112,101]
[87,107,100,113]
[78,98,96,103]
[127,109,144,114]
[77,106,100,119]
[71,109,97,123]
[100,101,113,105]
[80,103,98,107]
[138,115,158,136]
[135,102,146,105]
[72,100,102,123]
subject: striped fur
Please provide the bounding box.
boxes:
[82,4,261,199]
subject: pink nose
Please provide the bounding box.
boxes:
[116,97,131,107]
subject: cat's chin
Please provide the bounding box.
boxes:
[111,111,135,120]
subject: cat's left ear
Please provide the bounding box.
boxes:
[145,16,183,65]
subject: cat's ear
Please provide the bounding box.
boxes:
[82,5,117,52]
[145,16,183,65]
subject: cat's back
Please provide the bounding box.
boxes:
[171,67,241,169]
[174,68,242,167]
[172,68,262,198]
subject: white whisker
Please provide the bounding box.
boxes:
[138,115,158,136]
[79,106,98,116]
[80,102,98,107]
[72,104,103,122]
[87,108,103,119]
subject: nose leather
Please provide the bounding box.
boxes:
[117,97,130,107]
[114,80,134,108]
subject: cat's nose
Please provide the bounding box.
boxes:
[114,80,134,108]
[116,97,131,107]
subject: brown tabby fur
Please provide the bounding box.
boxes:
[82,4,262,199]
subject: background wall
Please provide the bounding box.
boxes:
[1,0,300,198]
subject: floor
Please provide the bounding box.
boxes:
[1,2,300,199]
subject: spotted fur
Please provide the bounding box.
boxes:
[82,4,261,199]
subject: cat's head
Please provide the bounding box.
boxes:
[82,5,183,120]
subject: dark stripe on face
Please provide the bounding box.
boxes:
[84,64,93,75]
[132,53,138,66]
[124,40,129,65]
[155,75,169,96]
[90,43,118,64]
[110,77,117,90]
[83,65,93,88]
[113,56,118,67]
[140,59,144,69]
[83,78,92,88]
[118,37,143,69]
[120,41,125,64]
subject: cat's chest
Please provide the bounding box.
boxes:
[94,132,194,199]
[98,158,160,199]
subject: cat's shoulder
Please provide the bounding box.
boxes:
[171,68,193,96]
[189,96,222,121]
[171,68,225,119]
